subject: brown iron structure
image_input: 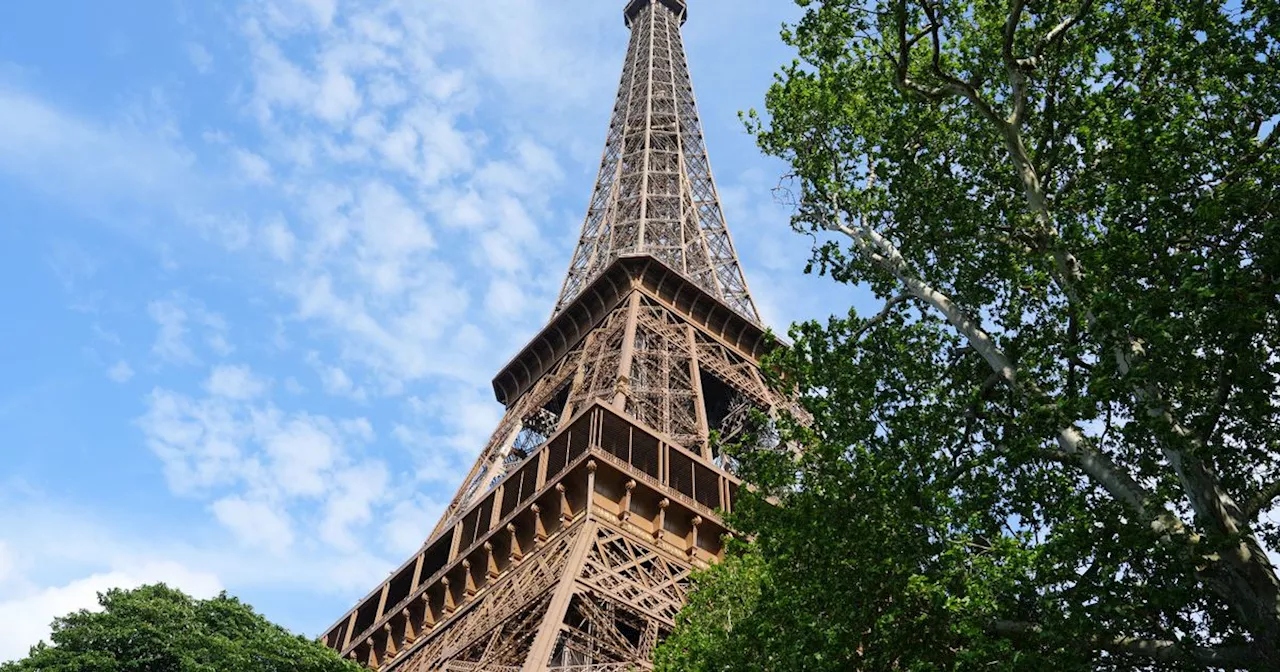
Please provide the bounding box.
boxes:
[321,1,785,669]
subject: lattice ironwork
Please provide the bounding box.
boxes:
[578,525,691,625]
[538,524,686,671]
[555,0,758,323]
[394,524,589,672]
[568,308,631,415]
[627,296,701,449]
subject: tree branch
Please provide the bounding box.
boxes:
[1018,0,1096,69]
[890,1,948,101]
[1198,352,1234,445]
[852,293,910,341]
[991,620,1265,669]
[1245,480,1280,522]
[918,0,1004,123]
[1132,372,1251,539]
[870,3,1228,566]
[1003,0,1025,65]
[1003,0,1029,126]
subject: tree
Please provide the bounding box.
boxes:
[658,0,1279,669]
[2,584,361,672]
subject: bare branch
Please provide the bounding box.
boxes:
[1245,480,1280,522]
[1199,354,1234,444]
[1048,426,1173,531]
[1003,0,1025,65]
[1003,0,1029,125]
[852,293,910,341]
[890,0,949,101]
[1131,369,1251,539]
[1017,0,1096,69]
[991,620,1265,669]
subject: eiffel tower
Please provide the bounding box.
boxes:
[322,1,783,669]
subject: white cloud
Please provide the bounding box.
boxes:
[0,562,222,663]
[205,364,267,400]
[319,461,388,553]
[260,219,296,261]
[243,33,316,123]
[148,297,233,366]
[211,497,294,554]
[396,386,502,485]
[289,271,482,384]
[340,418,376,443]
[187,43,214,74]
[310,356,366,401]
[106,360,135,383]
[0,494,403,649]
[315,68,361,123]
[382,496,442,556]
[265,0,338,30]
[232,148,273,185]
[138,389,248,494]
[0,86,202,213]
[138,369,394,565]
[417,2,616,108]
[260,415,342,497]
[207,333,235,357]
[485,278,528,318]
[148,300,196,364]
[192,0,620,400]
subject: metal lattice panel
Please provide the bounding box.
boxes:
[627,297,701,449]
[394,524,589,672]
[692,330,772,407]
[568,309,631,414]
[577,525,691,625]
[539,524,688,670]
[555,0,759,323]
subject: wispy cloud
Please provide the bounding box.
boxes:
[148,296,233,366]
[107,361,136,384]
[187,43,214,74]
[0,86,204,216]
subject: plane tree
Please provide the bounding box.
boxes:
[658,0,1279,669]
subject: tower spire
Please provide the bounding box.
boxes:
[556,0,759,323]
[321,4,784,670]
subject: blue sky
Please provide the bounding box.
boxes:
[0,0,869,657]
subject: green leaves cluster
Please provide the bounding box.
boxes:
[659,0,1279,669]
[2,584,361,672]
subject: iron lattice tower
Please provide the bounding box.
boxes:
[556,0,759,324]
[322,2,784,669]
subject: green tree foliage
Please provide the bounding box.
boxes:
[657,0,1279,669]
[2,584,361,672]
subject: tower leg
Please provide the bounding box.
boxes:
[520,520,598,672]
